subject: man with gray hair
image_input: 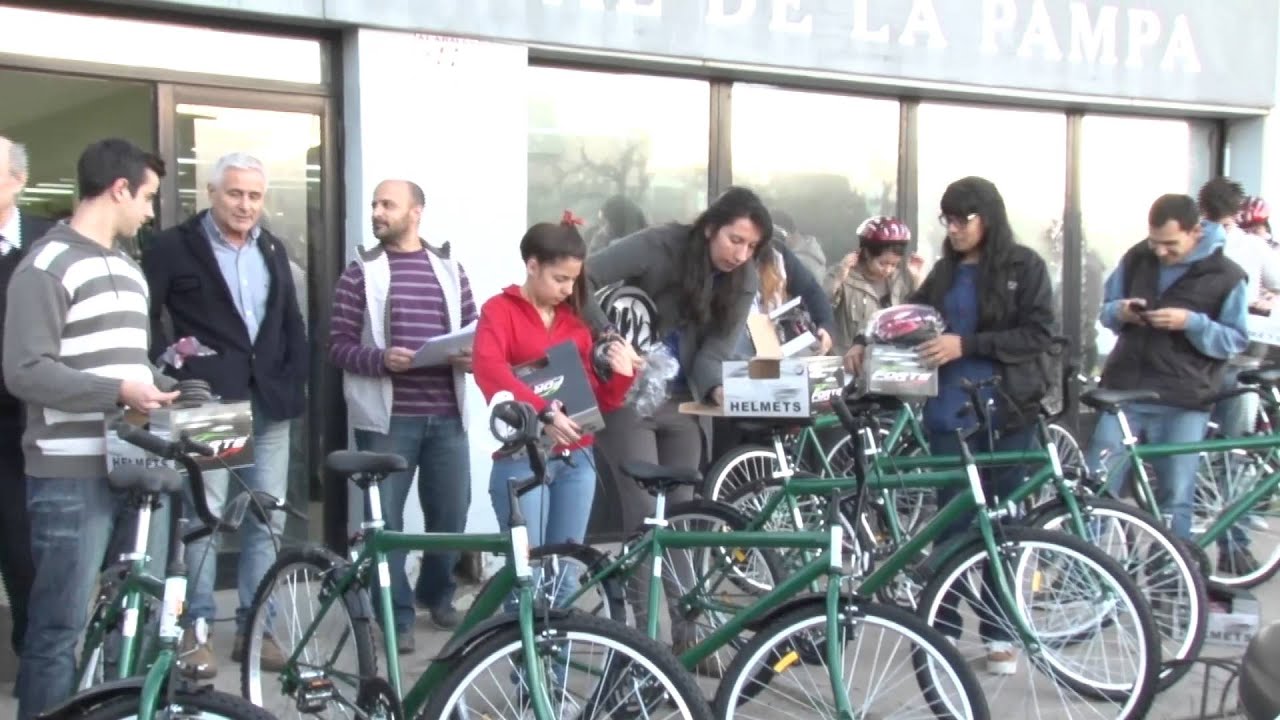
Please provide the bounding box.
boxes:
[0,136,50,663]
[142,151,306,678]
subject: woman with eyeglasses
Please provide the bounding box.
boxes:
[845,176,1055,675]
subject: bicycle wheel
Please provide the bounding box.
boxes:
[918,527,1159,720]
[79,686,275,719]
[241,544,377,719]
[1198,448,1280,588]
[1026,497,1208,689]
[472,542,627,620]
[1029,424,1086,507]
[702,444,783,502]
[715,599,989,720]
[419,612,713,719]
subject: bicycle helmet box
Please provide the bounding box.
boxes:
[863,344,938,398]
[106,400,256,474]
[512,340,604,436]
[1205,585,1260,648]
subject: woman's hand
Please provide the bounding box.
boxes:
[843,344,864,373]
[906,253,927,286]
[543,409,582,446]
[606,341,643,377]
[816,328,833,354]
[916,333,963,367]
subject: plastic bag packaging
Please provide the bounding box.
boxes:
[863,304,944,346]
[625,342,680,418]
[161,336,218,370]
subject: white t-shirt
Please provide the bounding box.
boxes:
[1223,224,1280,301]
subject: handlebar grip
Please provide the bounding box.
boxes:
[114,422,176,459]
[179,433,215,458]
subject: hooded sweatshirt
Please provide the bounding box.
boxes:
[472,285,634,453]
[2,225,176,479]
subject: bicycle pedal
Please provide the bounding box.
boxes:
[296,671,336,713]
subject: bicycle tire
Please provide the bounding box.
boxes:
[702,444,781,502]
[918,526,1159,719]
[714,599,990,720]
[78,686,275,719]
[471,542,628,620]
[1026,496,1208,689]
[418,612,714,720]
[241,544,377,712]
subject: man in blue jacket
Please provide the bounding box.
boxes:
[1085,193,1249,542]
[142,152,307,679]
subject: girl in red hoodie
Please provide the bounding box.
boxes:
[472,214,637,607]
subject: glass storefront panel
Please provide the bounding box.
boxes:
[173,100,324,540]
[916,102,1068,316]
[0,67,153,228]
[1079,115,1216,377]
[527,66,710,248]
[731,84,899,277]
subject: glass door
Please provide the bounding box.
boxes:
[160,86,336,550]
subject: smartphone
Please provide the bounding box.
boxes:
[1127,299,1148,312]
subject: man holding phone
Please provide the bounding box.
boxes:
[1085,193,1249,546]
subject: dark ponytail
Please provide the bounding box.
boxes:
[520,211,589,314]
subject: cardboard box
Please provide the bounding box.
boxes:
[513,340,604,434]
[684,313,846,419]
[107,400,256,473]
[1205,586,1260,647]
[863,343,939,398]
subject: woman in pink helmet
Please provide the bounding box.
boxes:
[827,215,926,352]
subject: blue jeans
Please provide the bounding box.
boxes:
[355,415,470,631]
[1086,402,1210,540]
[184,402,292,635]
[489,447,596,610]
[1212,366,1259,549]
[929,426,1038,644]
[18,477,170,720]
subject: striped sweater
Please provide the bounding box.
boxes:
[2,224,176,479]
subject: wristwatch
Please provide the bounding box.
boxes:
[538,401,564,425]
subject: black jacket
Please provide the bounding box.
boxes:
[778,243,835,335]
[0,213,55,425]
[1101,242,1245,410]
[143,212,307,422]
[911,243,1056,431]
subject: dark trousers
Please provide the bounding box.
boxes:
[0,424,32,656]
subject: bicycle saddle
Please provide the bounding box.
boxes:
[621,460,701,494]
[1079,388,1161,412]
[1239,620,1280,720]
[107,465,184,495]
[1239,367,1280,387]
[326,450,408,477]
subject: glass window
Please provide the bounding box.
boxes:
[916,103,1068,314]
[527,67,709,249]
[731,84,899,278]
[1079,115,1216,377]
[0,6,324,85]
[1,68,153,224]
[173,100,324,540]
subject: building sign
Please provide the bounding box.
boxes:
[137,0,1277,108]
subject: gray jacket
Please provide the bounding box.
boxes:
[582,223,759,402]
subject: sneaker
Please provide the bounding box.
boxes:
[177,619,218,680]
[232,633,288,672]
[397,628,416,655]
[429,605,461,630]
[985,641,1018,675]
[1218,546,1261,576]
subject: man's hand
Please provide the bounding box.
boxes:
[843,345,864,374]
[1117,299,1148,325]
[542,408,582,446]
[916,334,964,368]
[449,349,473,373]
[384,347,415,373]
[816,328,833,355]
[1144,307,1191,331]
[119,380,180,413]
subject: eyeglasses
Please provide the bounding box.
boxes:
[938,213,978,228]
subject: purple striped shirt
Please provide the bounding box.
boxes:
[329,249,477,417]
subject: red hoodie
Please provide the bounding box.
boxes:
[472,285,635,452]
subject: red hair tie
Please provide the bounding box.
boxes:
[561,210,585,227]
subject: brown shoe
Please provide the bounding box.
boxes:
[178,620,218,680]
[232,633,288,672]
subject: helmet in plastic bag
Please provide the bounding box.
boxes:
[865,304,944,346]
[1238,196,1271,230]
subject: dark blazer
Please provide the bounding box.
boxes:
[0,212,55,423]
[143,212,307,422]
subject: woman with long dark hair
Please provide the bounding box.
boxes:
[846,176,1055,675]
[471,213,638,606]
[581,186,772,670]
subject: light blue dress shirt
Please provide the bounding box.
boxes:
[202,212,270,342]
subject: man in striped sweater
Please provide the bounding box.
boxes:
[2,138,178,719]
[329,179,476,653]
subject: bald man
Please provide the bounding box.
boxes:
[0,137,51,660]
[328,180,476,653]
